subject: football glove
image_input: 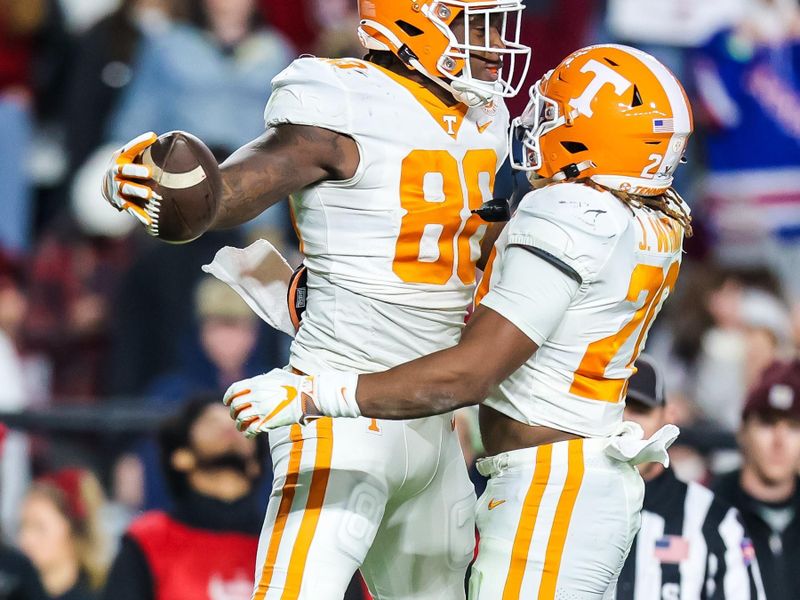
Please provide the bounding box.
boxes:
[223,368,360,437]
[101,132,161,233]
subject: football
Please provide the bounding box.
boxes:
[138,131,222,243]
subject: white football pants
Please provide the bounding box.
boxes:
[251,414,476,600]
[469,437,645,600]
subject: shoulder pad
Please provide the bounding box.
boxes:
[264,58,361,134]
[507,183,629,282]
[512,183,629,239]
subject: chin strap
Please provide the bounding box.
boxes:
[450,79,496,108]
[525,160,595,188]
[550,160,595,182]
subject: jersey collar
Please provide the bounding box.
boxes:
[368,62,468,138]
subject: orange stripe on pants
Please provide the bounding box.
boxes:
[538,439,585,600]
[254,424,305,600]
[281,418,334,599]
[502,443,553,600]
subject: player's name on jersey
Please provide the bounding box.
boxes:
[635,211,682,254]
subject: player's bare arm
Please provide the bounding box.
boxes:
[223,303,538,438]
[101,123,358,232]
[478,221,505,269]
[354,304,537,418]
[212,124,359,229]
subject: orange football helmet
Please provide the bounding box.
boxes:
[512,44,693,195]
[358,0,531,107]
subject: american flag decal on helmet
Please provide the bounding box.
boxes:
[653,118,675,133]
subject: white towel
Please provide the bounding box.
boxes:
[202,239,296,337]
[603,421,680,467]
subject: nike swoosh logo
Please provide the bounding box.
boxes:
[259,386,298,424]
[488,499,506,510]
[477,120,493,134]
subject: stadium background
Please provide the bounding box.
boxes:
[0,0,799,596]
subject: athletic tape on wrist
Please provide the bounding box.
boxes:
[314,372,361,418]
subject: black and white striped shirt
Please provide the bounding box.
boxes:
[617,469,766,600]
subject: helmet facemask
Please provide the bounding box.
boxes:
[358,0,530,107]
[426,1,531,106]
[511,74,594,185]
[510,74,565,172]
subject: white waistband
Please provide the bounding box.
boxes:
[476,422,679,477]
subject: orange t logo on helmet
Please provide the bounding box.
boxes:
[568,59,632,118]
[512,44,694,197]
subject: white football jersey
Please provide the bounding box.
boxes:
[477,182,686,437]
[263,57,509,373]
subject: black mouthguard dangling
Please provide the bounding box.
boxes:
[472,198,511,222]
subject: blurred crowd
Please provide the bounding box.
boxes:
[0,0,799,598]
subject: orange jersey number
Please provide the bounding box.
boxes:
[569,260,680,403]
[393,149,496,285]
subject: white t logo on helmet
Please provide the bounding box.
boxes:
[569,59,632,118]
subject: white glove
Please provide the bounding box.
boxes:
[223,368,361,437]
[100,132,161,233]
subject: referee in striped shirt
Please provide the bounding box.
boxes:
[616,355,765,600]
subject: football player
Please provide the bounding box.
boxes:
[101,1,531,599]
[225,45,694,599]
